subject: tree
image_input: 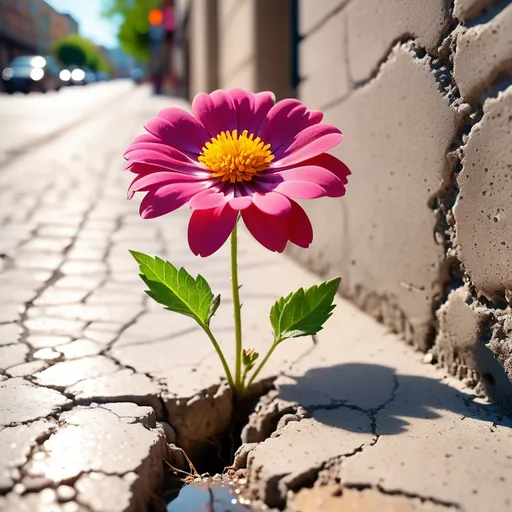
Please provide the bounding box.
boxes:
[53,34,90,68]
[53,35,111,72]
[102,0,162,62]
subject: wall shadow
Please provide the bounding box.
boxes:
[277,363,512,435]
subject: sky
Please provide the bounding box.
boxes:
[45,0,121,48]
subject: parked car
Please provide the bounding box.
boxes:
[1,55,64,94]
[69,67,86,86]
[130,68,144,85]
[95,71,110,82]
[84,70,97,85]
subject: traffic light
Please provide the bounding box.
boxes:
[148,8,163,26]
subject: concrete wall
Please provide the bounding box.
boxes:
[291,0,512,409]
[185,0,512,409]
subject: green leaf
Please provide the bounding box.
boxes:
[270,277,341,341]
[207,294,221,324]
[130,251,219,326]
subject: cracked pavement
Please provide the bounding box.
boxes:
[0,82,511,512]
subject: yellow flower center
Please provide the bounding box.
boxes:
[198,129,274,183]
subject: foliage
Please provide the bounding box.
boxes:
[53,34,111,72]
[102,0,162,62]
[270,278,341,342]
[130,251,220,326]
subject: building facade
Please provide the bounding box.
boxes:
[0,0,78,69]
[183,0,512,410]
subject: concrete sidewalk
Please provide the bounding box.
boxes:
[0,90,510,512]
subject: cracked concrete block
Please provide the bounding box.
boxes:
[454,4,512,102]
[0,379,71,426]
[75,472,140,512]
[247,408,374,508]
[25,317,86,338]
[111,331,210,374]
[25,407,166,498]
[113,311,200,349]
[434,286,512,408]
[58,339,102,359]
[454,0,496,21]
[0,324,22,346]
[241,390,304,444]
[15,251,64,271]
[0,420,54,492]
[26,335,72,349]
[435,287,487,383]
[68,369,163,416]
[6,360,48,378]
[101,403,156,428]
[164,380,233,457]
[341,382,512,512]
[56,485,76,502]
[487,314,512,403]
[288,485,448,512]
[33,347,63,361]
[299,0,345,35]
[289,45,464,350]
[83,323,121,345]
[34,288,88,306]
[0,489,86,512]
[298,9,350,110]
[0,343,28,370]
[22,237,72,253]
[454,87,512,299]
[60,260,107,275]
[0,303,21,324]
[346,0,450,82]
[32,303,143,324]
[34,355,119,389]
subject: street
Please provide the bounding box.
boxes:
[0,80,137,163]
[0,84,510,512]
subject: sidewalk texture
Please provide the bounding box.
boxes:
[0,89,511,512]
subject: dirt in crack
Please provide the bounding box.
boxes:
[160,383,274,512]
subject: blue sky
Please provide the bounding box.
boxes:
[45,0,120,48]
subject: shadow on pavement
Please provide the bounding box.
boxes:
[277,363,512,434]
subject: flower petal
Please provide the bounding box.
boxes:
[229,89,255,133]
[125,146,208,175]
[188,204,238,257]
[308,153,351,185]
[138,181,207,219]
[273,180,327,199]
[128,171,210,199]
[252,191,292,215]
[188,187,230,210]
[192,90,237,137]
[259,99,312,149]
[287,200,313,248]
[249,91,275,135]
[229,196,253,210]
[308,110,324,124]
[241,204,289,253]
[272,124,343,166]
[270,166,345,197]
[144,108,210,155]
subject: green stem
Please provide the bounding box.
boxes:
[245,340,281,389]
[231,223,243,389]
[202,324,235,390]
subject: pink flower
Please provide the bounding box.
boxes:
[124,89,350,257]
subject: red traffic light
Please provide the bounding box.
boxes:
[148,8,163,26]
